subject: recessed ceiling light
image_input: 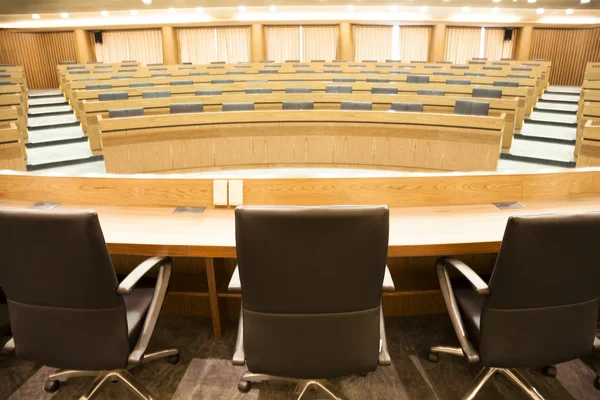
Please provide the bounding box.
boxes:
[493,0,501,3]
[32,14,40,19]
[130,9,138,15]
[462,6,471,12]
[269,5,277,11]
[581,0,590,3]
[512,0,517,2]
[239,5,247,12]
[565,8,574,13]
[390,5,398,10]
[142,0,152,4]
[196,7,204,12]
[100,10,109,17]
[536,8,544,13]
[167,7,176,14]
[347,4,355,11]
[420,5,428,11]
[527,0,536,3]
[492,7,500,12]
[60,12,69,18]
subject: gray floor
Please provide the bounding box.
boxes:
[27,126,86,145]
[528,111,577,125]
[1,315,598,400]
[28,89,63,98]
[26,141,93,166]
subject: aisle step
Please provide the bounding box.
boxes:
[27,125,86,144]
[28,114,79,131]
[28,97,68,107]
[28,89,63,98]
[525,111,577,127]
[534,102,578,114]
[501,138,576,168]
[26,141,103,171]
[26,136,88,149]
[545,86,581,96]
[28,105,73,117]
[514,123,576,145]
[540,93,580,104]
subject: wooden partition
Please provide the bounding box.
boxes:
[83,93,518,154]
[576,120,600,167]
[97,110,505,174]
[0,122,26,171]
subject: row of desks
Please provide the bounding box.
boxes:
[0,67,28,172]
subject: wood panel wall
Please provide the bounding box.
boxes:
[531,27,600,86]
[0,30,77,89]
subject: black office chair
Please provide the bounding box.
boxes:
[229,206,394,399]
[0,209,179,399]
[429,214,600,399]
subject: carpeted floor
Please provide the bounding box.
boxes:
[1,314,599,400]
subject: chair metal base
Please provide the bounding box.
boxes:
[46,348,178,400]
[239,372,348,400]
[430,346,545,400]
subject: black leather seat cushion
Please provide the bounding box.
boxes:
[455,289,486,344]
[124,288,154,348]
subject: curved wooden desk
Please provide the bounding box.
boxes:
[98,110,505,174]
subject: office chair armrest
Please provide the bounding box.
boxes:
[2,338,15,353]
[594,336,600,351]
[436,257,481,364]
[438,257,489,296]
[383,265,395,293]
[117,256,172,295]
[125,257,173,365]
[228,265,241,294]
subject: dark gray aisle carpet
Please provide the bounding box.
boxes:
[1,315,599,400]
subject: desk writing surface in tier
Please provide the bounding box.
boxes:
[2,197,600,258]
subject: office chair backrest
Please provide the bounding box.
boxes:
[235,206,389,378]
[0,209,130,370]
[480,214,600,367]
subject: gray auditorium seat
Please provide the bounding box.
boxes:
[472,57,488,60]
[483,66,502,70]
[367,78,390,83]
[190,72,209,76]
[407,75,430,84]
[282,101,315,110]
[246,88,272,94]
[390,102,424,112]
[179,66,195,70]
[523,63,541,67]
[212,79,234,84]
[182,62,192,65]
[323,70,343,73]
[112,75,133,79]
[210,61,226,64]
[141,90,170,99]
[434,72,454,76]
[168,80,191,86]
[361,70,380,74]
[454,99,490,116]
[285,87,312,93]
[464,72,484,77]
[390,70,409,74]
[472,88,502,99]
[333,78,355,83]
[235,65,252,68]
[59,60,77,65]
[108,108,144,118]
[259,70,276,74]
[403,65,416,68]
[227,71,246,75]
[376,64,392,68]
[149,67,167,71]
[469,61,485,65]
[324,64,341,67]
[371,87,398,95]
[130,82,154,88]
[349,64,366,68]
[0,209,178,399]
[208,66,224,69]
[121,64,137,68]
[170,103,204,114]
[70,70,90,75]
[311,60,326,62]
[87,62,102,64]
[341,101,372,111]
[512,67,533,71]
[332,60,347,62]
[151,73,172,78]
[386,59,401,63]
[326,85,352,94]
[147,63,163,66]
[231,206,393,397]
[425,66,443,69]
[86,84,112,90]
[293,64,310,68]
[67,66,85,70]
[118,69,136,73]
[296,70,315,73]
[436,61,452,64]
[223,102,255,111]
[411,61,426,63]
[494,80,519,88]
[196,90,222,96]
[265,64,282,68]
[285,59,300,63]
[362,60,377,63]
[507,74,529,78]
[74,78,99,82]
[451,66,469,70]
[0,82,11,86]
[417,89,445,96]
[260,60,275,63]
[98,92,129,101]
[493,62,510,65]
[447,79,470,85]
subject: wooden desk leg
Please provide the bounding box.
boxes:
[205,257,223,339]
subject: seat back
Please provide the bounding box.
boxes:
[326,85,352,94]
[367,78,390,83]
[494,80,519,88]
[112,75,133,79]
[341,101,372,111]
[170,103,204,114]
[371,87,398,94]
[479,214,600,367]
[236,206,389,379]
[483,66,502,70]
[171,80,193,86]
[323,69,343,73]
[227,71,246,75]
[407,75,430,84]
[223,102,255,111]
[425,65,443,69]
[447,79,470,85]
[86,84,112,90]
[130,82,154,88]
[118,69,136,73]
[141,90,170,99]
[512,67,532,71]
[390,102,423,112]
[434,72,454,76]
[472,88,502,99]
[109,108,144,118]
[453,100,489,116]
[212,79,234,84]
[361,70,380,74]
[333,78,355,83]
[390,70,409,75]
[296,70,315,73]
[507,74,529,78]
[0,209,130,370]
[190,72,209,76]
[196,90,222,96]
[98,92,128,101]
[282,101,315,110]
[417,89,445,96]
[151,73,172,78]
[246,88,272,94]
[286,87,311,93]
[464,72,484,77]
[451,65,468,70]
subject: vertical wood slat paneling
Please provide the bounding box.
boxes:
[531,27,600,86]
[0,30,77,89]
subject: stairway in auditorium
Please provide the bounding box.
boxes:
[26,89,104,172]
[499,85,579,171]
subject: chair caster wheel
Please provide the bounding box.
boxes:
[358,372,368,377]
[44,380,60,393]
[238,380,251,393]
[594,375,599,390]
[543,366,557,377]
[167,353,180,365]
[428,352,439,363]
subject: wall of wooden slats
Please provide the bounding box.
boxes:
[531,27,600,86]
[0,30,77,89]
